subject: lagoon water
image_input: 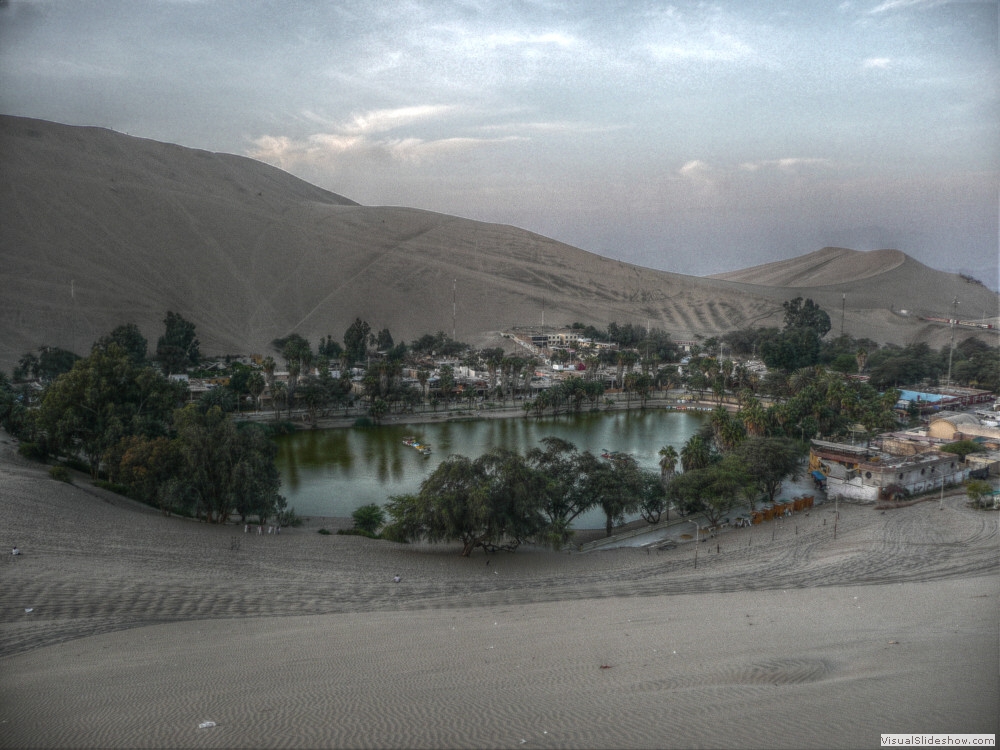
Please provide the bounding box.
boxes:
[275,409,708,528]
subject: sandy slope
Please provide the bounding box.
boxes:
[0,433,997,749]
[709,247,908,286]
[2,115,997,372]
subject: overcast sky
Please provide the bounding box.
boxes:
[2,0,997,284]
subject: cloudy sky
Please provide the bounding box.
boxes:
[1,0,997,283]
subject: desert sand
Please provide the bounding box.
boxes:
[0,428,997,749]
[3,115,997,373]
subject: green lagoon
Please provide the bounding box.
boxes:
[274,409,708,528]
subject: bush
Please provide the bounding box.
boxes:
[337,527,379,539]
[94,480,130,496]
[351,503,386,535]
[49,465,72,483]
[62,457,92,475]
[276,507,304,527]
[254,421,297,438]
[317,528,332,535]
[379,522,410,544]
[17,442,47,461]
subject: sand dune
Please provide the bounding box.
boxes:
[0,434,997,748]
[709,247,908,287]
[2,115,997,372]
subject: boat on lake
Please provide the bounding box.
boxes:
[403,436,432,455]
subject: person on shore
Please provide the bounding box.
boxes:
[393,575,401,583]
[12,546,20,556]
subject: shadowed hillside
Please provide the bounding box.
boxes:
[1,116,996,370]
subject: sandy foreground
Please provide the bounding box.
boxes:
[0,434,997,750]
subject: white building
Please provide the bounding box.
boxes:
[810,439,970,504]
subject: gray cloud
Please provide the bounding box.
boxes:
[0,0,996,285]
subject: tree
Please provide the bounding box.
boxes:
[710,405,746,452]
[247,370,265,411]
[318,335,343,360]
[374,328,394,351]
[170,405,285,524]
[526,437,596,548]
[438,365,455,407]
[782,297,831,337]
[680,434,713,472]
[352,503,386,534]
[35,344,184,477]
[95,324,147,364]
[270,381,288,420]
[385,449,547,556]
[940,440,987,461]
[587,454,645,536]
[15,347,81,382]
[637,468,667,524]
[658,444,678,484]
[0,372,30,438]
[731,436,805,508]
[156,311,200,374]
[666,458,751,526]
[759,327,822,371]
[297,375,328,425]
[104,435,184,514]
[343,318,371,364]
[197,386,238,413]
[965,479,994,509]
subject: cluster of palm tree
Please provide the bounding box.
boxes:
[522,376,607,416]
[652,363,901,525]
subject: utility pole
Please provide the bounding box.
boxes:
[452,279,456,341]
[840,293,846,337]
[946,297,959,387]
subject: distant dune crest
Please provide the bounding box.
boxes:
[0,115,996,371]
[709,247,908,287]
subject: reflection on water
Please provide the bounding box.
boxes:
[275,410,707,527]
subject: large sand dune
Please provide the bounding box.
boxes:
[709,247,908,287]
[0,435,997,748]
[1,115,997,372]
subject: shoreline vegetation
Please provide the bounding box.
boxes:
[1,431,996,748]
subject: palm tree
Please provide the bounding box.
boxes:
[247,371,265,412]
[658,445,678,483]
[739,394,769,437]
[270,381,287,421]
[261,356,276,391]
[855,347,869,374]
[681,434,711,472]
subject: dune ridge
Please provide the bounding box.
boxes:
[1,115,997,372]
[708,246,908,286]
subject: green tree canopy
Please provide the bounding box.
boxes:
[731,436,805,508]
[169,405,285,524]
[95,323,147,364]
[156,311,200,374]
[343,318,371,364]
[35,344,184,476]
[385,449,548,556]
[940,440,987,461]
[667,457,752,526]
[782,297,831,337]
